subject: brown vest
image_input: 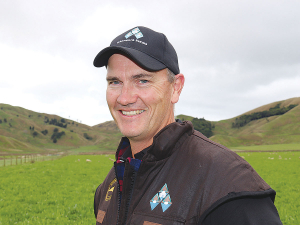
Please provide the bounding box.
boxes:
[94,121,274,225]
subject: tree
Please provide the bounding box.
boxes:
[32,131,38,137]
[192,118,213,138]
[84,133,93,140]
[44,116,49,123]
[41,129,48,135]
[232,103,298,128]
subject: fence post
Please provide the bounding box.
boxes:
[4,156,5,167]
[11,155,12,166]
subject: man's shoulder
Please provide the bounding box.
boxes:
[184,129,240,162]
[180,129,270,190]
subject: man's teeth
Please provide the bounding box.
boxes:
[122,110,145,116]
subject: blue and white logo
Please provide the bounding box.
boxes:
[125,27,143,39]
[150,183,172,212]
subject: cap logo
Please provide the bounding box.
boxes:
[125,27,144,39]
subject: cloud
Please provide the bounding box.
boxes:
[76,4,142,45]
[1,0,300,126]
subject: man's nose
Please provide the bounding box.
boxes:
[117,84,138,106]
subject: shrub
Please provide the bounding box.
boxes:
[51,130,66,143]
[41,130,48,135]
[191,118,213,138]
[44,116,49,123]
[232,104,298,128]
[84,133,93,140]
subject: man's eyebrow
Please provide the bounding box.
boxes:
[106,74,154,81]
[132,74,154,79]
[106,76,119,81]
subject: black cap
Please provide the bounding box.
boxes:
[93,26,180,75]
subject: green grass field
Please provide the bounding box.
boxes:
[0,155,114,224]
[232,143,300,151]
[0,152,299,224]
[237,151,300,224]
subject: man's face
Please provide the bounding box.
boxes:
[106,54,179,144]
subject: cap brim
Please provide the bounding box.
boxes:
[93,46,166,72]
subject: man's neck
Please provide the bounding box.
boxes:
[129,138,153,157]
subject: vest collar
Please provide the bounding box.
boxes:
[115,121,193,161]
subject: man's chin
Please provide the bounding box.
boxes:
[119,130,141,139]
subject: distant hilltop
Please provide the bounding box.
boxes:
[1,97,299,154]
[177,97,300,147]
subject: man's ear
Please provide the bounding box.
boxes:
[171,74,185,104]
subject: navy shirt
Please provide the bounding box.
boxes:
[202,195,282,224]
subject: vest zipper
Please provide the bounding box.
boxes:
[123,169,138,224]
[114,162,121,223]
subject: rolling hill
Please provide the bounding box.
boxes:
[177,97,300,148]
[1,97,299,154]
[0,103,122,154]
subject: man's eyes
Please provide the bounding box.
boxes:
[108,79,149,85]
[109,80,120,85]
[139,80,149,84]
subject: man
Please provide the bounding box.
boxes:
[93,26,282,224]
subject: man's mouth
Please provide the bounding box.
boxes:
[121,110,145,116]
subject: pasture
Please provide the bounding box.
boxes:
[0,152,299,224]
[0,155,114,224]
[237,151,300,224]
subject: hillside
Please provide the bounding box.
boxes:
[178,97,300,147]
[0,104,122,154]
[1,97,300,154]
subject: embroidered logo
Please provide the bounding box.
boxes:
[150,183,172,212]
[125,27,144,39]
[105,178,117,201]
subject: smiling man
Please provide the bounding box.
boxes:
[105,53,183,155]
[93,27,282,225]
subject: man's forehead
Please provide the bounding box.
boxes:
[106,54,167,78]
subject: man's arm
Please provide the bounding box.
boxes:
[202,195,282,225]
[94,184,102,218]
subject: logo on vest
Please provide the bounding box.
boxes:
[105,178,117,201]
[150,183,172,212]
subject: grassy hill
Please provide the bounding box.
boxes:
[177,97,300,148]
[1,97,300,154]
[0,104,122,154]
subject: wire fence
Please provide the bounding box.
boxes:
[0,152,67,167]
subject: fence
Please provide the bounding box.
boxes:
[0,152,67,167]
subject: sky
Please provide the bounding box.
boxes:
[1,0,299,126]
